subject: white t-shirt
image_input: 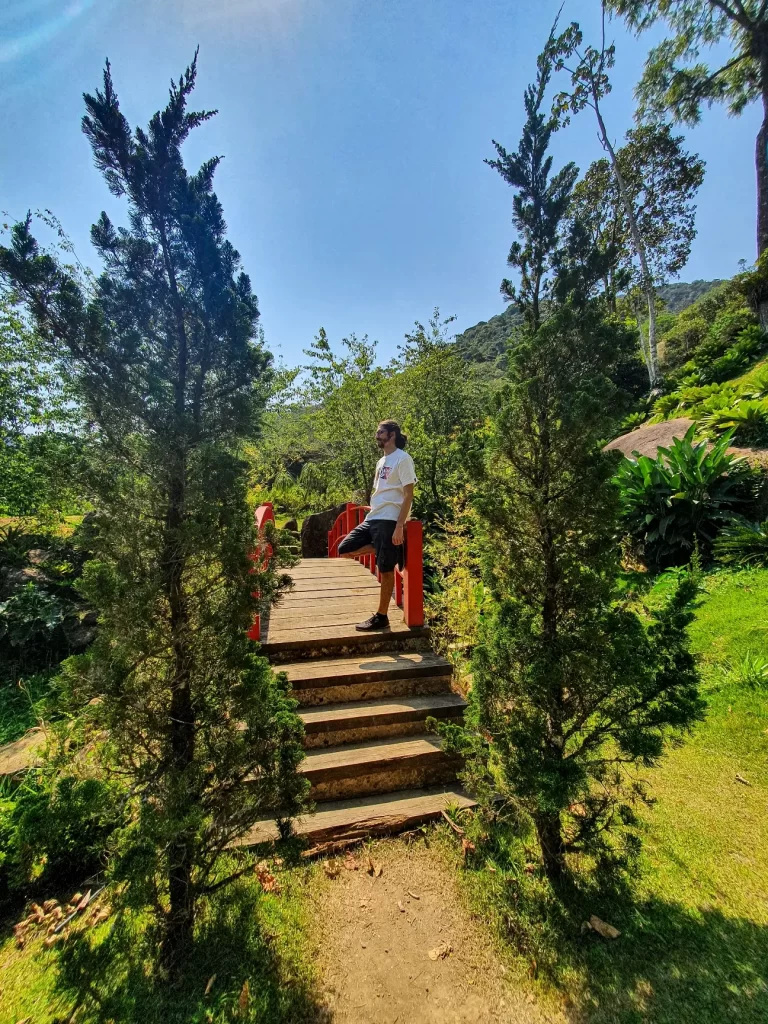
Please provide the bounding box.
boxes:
[366,448,417,522]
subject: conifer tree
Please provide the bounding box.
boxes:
[441,51,704,883]
[486,24,579,330]
[0,55,306,963]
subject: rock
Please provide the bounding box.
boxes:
[300,503,349,558]
[0,728,46,778]
[282,519,298,534]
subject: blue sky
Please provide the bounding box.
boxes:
[0,0,759,366]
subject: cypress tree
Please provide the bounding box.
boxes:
[0,55,306,962]
[442,44,704,882]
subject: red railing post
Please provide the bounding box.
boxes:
[402,520,424,627]
[247,502,276,642]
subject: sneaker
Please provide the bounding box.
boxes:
[355,612,390,632]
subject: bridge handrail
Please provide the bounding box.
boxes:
[328,502,424,628]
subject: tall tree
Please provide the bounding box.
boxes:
[608,0,768,276]
[440,48,703,883]
[487,24,579,330]
[396,309,481,522]
[568,123,704,374]
[0,56,306,964]
[550,5,690,387]
[302,328,394,502]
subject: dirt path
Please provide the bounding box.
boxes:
[309,840,562,1023]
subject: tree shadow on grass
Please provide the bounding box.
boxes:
[51,876,330,1024]
[499,868,768,1024]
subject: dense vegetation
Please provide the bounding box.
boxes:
[1,5,768,1021]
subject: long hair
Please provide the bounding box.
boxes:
[379,419,407,450]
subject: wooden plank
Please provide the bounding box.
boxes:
[300,693,465,731]
[290,562,373,576]
[280,651,451,686]
[301,736,448,782]
[268,608,389,630]
[280,586,382,601]
[235,786,476,845]
[261,622,429,653]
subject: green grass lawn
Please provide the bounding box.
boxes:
[442,566,768,1024]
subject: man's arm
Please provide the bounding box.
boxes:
[392,483,414,547]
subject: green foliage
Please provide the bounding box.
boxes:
[714,518,768,566]
[720,649,768,690]
[486,23,578,328]
[301,328,395,503]
[444,301,703,882]
[397,310,484,522]
[452,306,522,367]
[0,54,307,963]
[614,426,752,565]
[0,771,123,902]
[658,278,723,313]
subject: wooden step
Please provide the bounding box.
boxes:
[262,625,430,659]
[300,693,466,748]
[280,650,453,705]
[236,786,476,846]
[300,735,459,800]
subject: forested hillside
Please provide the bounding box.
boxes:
[454,278,724,366]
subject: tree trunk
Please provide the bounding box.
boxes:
[534,811,567,881]
[592,92,660,388]
[756,78,768,328]
[163,461,196,966]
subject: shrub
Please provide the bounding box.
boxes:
[0,769,123,907]
[614,425,752,565]
[700,326,766,383]
[698,399,768,446]
[693,309,757,366]
[720,650,768,690]
[714,519,768,566]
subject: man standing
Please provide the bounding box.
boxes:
[338,420,417,631]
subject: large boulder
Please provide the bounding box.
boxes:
[300,503,350,558]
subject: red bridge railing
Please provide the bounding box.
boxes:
[328,502,424,628]
[247,501,275,641]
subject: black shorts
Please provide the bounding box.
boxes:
[337,519,403,573]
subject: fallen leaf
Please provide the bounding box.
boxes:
[255,861,282,894]
[428,940,452,961]
[365,856,383,877]
[461,838,476,859]
[486,864,497,873]
[43,899,59,913]
[273,856,284,868]
[524,863,536,874]
[89,907,110,927]
[204,974,217,996]
[324,858,341,879]
[736,774,752,786]
[75,890,92,912]
[70,893,83,906]
[568,802,588,817]
[588,915,620,939]
[375,864,383,877]
[343,853,358,871]
[44,933,61,948]
[238,979,250,1013]
[398,900,406,913]
[407,890,420,899]
[15,1018,33,1024]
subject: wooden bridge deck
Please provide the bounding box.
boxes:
[260,558,428,655]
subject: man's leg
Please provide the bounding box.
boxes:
[378,571,395,615]
[339,545,374,559]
